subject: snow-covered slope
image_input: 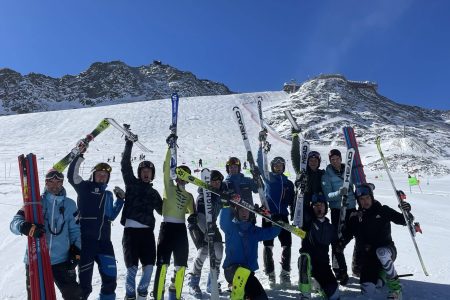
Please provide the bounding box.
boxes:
[0,91,449,299]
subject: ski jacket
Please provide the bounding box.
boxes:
[342,200,406,252]
[162,148,195,223]
[120,140,163,228]
[257,148,295,216]
[10,188,81,265]
[68,155,124,241]
[300,209,337,265]
[220,206,280,271]
[321,164,356,209]
[224,173,257,205]
[304,168,325,203]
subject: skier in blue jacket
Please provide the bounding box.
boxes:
[223,157,258,205]
[68,145,124,300]
[10,169,82,300]
[257,140,295,286]
[220,203,281,300]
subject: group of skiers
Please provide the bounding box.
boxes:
[10,124,413,300]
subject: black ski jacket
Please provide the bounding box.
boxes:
[342,200,406,252]
[120,140,163,229]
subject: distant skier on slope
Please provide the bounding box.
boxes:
[10,169,83,300]
[321,149,356,285]
[187,170,225,298]
[68,143,124,300]
[298,193,340,300]
[120,135,163,300]
[220,201,281,300]
[257,130,295,286]
[339,183,412,300]
[152,133,195,300]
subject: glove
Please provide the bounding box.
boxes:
[339,186,348,196]
[335,239,346,253]
[20,222,45,238]
[258,129,268,142]
[68,244,81,269]
[166,133,178,146]
[76,139,88,154]
[291,126,301,135]
[396,190,406,200]
[399,201,411,212]
[295,174,306,189]
[187,214,197,225]
[113,186,126,200]
[250,167,261,178]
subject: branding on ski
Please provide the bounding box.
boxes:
[233,107,248,140]
[344,150,354,183]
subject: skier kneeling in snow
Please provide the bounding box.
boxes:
[339,183,412,300]
[120,135,163,300]
[10,169,83,300]
[220,201,281,300]
[187,170,225,297]
[298,193,340,300]
[68,143,125,300]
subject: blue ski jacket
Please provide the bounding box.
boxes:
[10,188,81,265]
[220,206,280,271]
[68,155,124,241]
[224,173,257,205]
[257,148,295,216]
[321,164,356,209]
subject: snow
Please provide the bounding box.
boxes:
[0,92,449,299]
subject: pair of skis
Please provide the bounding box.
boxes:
[176,167,306,239]
[53,118,152,172]
[19,154,56,300]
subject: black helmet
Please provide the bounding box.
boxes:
[270,156,286,172]
[328,149,342,160]
[308,151,321,166]
[226,157,241,173]
[137,160,155,181]
[90,162,112,183]
[210,170,224,182]
[311,193,328,213]
[355,183,375,202]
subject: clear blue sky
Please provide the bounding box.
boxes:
[1,0,449,110]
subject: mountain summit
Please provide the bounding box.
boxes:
[0,60,232,115]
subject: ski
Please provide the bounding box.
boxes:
[104,118,153,153]
[53,119,110,172]
[176,167,306,239]
[257,96,271,179]
[169,93,179,180]
[284,110,310,228]
[232,106,269,208]
[342,127,366,184]
[376,136,429,276]
[337,148,355,239]
[19,154,56,300]
[201,169,219,300]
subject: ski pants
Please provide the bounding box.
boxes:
[330,208,356,277]
[155,222,189,267]
[360,244,397,286]
[310,255,339,299]
[122,227,157,297]
[224,265,268,300]
[26,261,83,300]
[262,216,292,274]
[79,239,117,300]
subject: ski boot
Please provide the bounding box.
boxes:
[299,292,311,300]
[267,271,276,287]
[124,295,136,300]
[387,276,402,300]
[136,293,147,300]
[188,274,202,299]
[206,273,222,294]
[279,269,291,287]
[168,283,177,300]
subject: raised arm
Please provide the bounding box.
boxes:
[121,140,136,185]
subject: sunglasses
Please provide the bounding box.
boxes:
[45,170,64,181]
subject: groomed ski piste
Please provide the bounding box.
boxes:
[0,92,449,299]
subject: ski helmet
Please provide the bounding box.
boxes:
[137,160,155,181]
[226,157,241,173]
[178,165,191,175]
[90,162,112,183]
[308,151,321,166]
[211,170,224,182]
[355,183,374,202]
[45,168,64,181]
[311,193,328,213]
[270,156,286,172]
[328,149,342,160]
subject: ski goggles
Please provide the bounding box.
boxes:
[355,185,372,198]
[92,163,112,173]
[139,161,154,169]
[271,157,285,165]
[308,151,321,160]
[226,158,241,166]
[211,174,224,182]
[45,170,64,181]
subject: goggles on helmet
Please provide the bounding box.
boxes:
[226,157,241,166]
[355,185,372,198]
[92,163,112,173]
[45,170,64,181]
[139,161,154,169]
[308,151,321,160]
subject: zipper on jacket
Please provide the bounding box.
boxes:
[98,192,106,240]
